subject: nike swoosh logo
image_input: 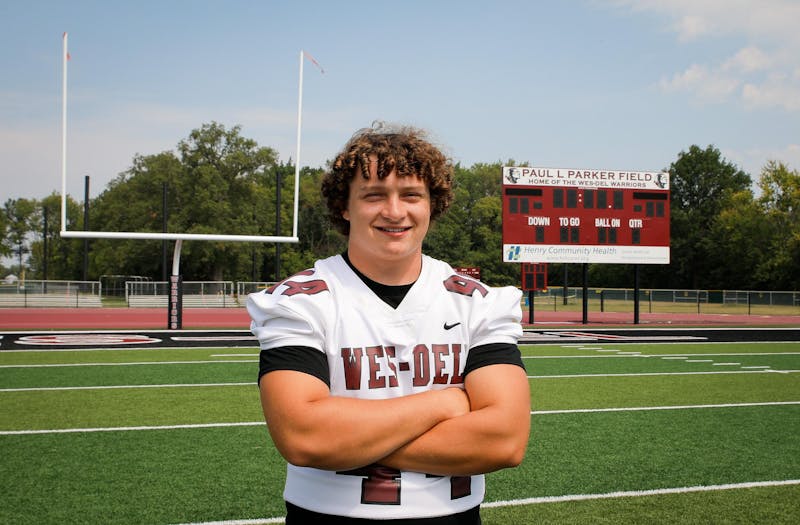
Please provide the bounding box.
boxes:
[443,322,461,330]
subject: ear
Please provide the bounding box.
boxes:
[342,209,350,221]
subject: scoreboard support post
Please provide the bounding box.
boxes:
[581,264,588,324]
[528,290,535,325]
[634,265,640,324]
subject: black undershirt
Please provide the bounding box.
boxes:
[341,250,413,309]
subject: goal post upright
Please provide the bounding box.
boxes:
[59,34,319,328]
[61,32,68,233]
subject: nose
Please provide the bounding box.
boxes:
[381,194,405,222]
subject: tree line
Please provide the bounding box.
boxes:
[2,122,798,291]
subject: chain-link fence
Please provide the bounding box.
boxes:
[525,287,800,316]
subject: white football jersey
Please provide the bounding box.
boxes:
[248,254,522,519]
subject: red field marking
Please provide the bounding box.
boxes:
[0,307,798,330]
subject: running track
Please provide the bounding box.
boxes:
[2,307,800,331]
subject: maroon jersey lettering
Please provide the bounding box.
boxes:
[450,344,464,385]
[384,346,399,388]
[426,474,473,500]
[265,269,315,294]
[281,279,329,296]
[339,465,402,505]
[366,346,385,389]
[450,476,472,499]
[443,275,488,297]
[341,348,364,390]
[431,344,450,385]
[412,344,431,386]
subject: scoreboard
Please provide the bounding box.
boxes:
[502,166,670,264]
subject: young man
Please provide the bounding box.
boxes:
[247,123,530,524]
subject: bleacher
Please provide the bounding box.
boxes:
[0,293,103,308]
[0,280,103,308]
[127,294,240,308]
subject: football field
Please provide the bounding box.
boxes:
[1,336,798,524]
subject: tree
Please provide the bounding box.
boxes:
[707,189,768,289]
[424,162,518,286]
[89,122,280,281]
[667,145,751,288]
[27,193,86,280]
[2,198,39,278]
[754,161,800,289]
[173,122,279,281]
[0,207,9,259]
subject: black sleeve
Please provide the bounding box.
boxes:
[463,342,526,377]
[258,345,330,387]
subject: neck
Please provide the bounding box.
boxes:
[345,248,422,286]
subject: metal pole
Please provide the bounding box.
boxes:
[291,50,304,239]
[582,263,588,324]
[634,264,640,324]
[275,169,282,280]
[82,175,89,282]
[61,33,68,230]
[168,240,183,330]
[528,290,534,325]
[162,182,168,282]
[43,207,48,292]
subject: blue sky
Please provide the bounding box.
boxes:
[2,0,799,202]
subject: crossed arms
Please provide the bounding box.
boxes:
[259,362,531,476]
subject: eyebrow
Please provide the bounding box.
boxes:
[355,181,428,192]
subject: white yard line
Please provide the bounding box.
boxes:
[528,370,798,378]
[531,401,800,415]
[0,382,253,392]
[0,359,256,368]
[523,352,800,358]
[172,479,800,525]
[0,421,264,436]
[482,479,800,508]
[5,401,797,436]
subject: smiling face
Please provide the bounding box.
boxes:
[342,160,431,285]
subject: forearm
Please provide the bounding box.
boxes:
[380,364,531,476]
[261,371,469,471]
[380,409,525,475]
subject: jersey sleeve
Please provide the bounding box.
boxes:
[468,284,523,348]
[246,269,332,352]
[258,346,330,387]
[464,342,525,376]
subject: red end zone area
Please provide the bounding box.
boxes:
[1,307,799,330]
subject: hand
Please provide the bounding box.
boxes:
[438,387,470,420]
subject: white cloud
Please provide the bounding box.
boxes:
[742,75,800,111]
[721,46,772,74]
[725,143,800,177]
[608,0,800,112]
[659,63,740,101]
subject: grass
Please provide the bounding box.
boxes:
[1,341,798,523]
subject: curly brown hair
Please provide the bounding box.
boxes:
[321,122,454,236]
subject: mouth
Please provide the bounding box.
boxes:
[376,226,412,234]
